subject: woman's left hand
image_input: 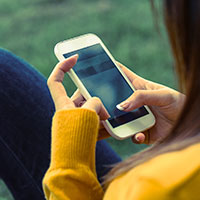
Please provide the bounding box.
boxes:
[47,55,110,121]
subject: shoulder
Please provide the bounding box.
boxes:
[132,142,200,187]
[105,143,200,200]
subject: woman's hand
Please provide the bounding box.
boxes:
[116,62,186,144]
[70,88,110,140]
[47,55,110,121]
[73,61,186,144]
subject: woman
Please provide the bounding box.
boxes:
[43,0,200,199]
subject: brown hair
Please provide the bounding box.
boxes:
[104,0,200,184]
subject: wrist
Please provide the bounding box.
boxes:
[50,108,99,171]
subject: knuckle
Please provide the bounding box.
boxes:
[169,91,177,103]
[92,97,101,102]
[47,74,54,85]
[134,90,143,99]
[47,78,51,87]
[163,88,176,103]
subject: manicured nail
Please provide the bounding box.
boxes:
[135,135,142,142]
[121,101,130,106]
[116,104,124,110]
[116,101,130,111]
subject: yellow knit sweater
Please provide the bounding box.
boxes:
[43,109,200,200]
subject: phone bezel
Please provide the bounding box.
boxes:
[54,33,155,139]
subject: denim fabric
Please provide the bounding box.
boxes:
[0,49,121,200]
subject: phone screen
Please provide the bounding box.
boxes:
[63,44,148,128]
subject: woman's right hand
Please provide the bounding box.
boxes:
[116,62,186,144]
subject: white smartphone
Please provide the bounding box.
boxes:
[54,33,155,140]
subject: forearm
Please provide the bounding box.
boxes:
[43,108,104,200]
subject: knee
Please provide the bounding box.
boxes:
[0,49,20,83]
[0,48,32,82]
[0,48,18,66]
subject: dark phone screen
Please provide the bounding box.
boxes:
[63,44,148,128]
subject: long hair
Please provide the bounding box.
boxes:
[104,0,200,184]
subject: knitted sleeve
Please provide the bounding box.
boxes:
[43,108,104,200]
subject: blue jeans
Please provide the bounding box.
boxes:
[0,49,121,200]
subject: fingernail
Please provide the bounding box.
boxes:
[121,101,130,106]
[116,101,130,110]
[74,54,79,59]
[135,135,142,142]
[116,104,124,110]
[69,54,78,59]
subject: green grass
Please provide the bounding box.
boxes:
[0,180,13,200]
[0,0,175,199]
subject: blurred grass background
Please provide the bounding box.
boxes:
[0,0,175,199]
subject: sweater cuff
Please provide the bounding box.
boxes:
[50,108,99,172]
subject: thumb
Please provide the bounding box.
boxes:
[116,88,173,112]
[82,97,110,120]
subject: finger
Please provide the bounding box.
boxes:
[131,132,145,144]
[98,122,111,140]
[47,55,78,110]
[82,97,110,120]
[116,61,148,89]
[131,131,151,144]
[116,61,141,82]
[70,89,85,107]
[116,88,172,112]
